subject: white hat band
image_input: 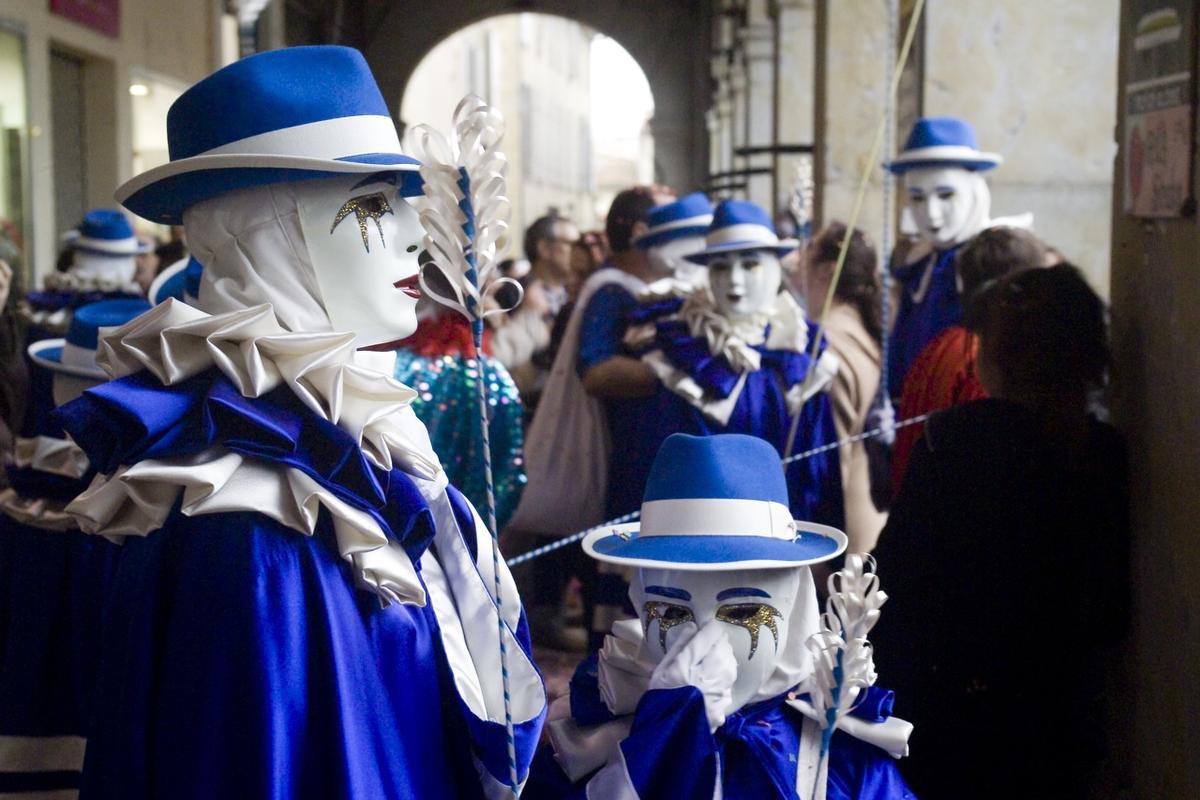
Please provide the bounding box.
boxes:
[200,114,403,161]
[893,144,1003,164]
[639,497,796,540]
[706,222,780,247]
[74,236,139,255]
[646,214,714,236]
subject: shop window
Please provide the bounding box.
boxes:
[0,28,29,283]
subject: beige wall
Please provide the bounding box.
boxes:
[0,0,221,279]
[923,0,1119,296]
[818,0,1119,297]
[1109,1,1200,794]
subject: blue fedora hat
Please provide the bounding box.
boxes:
[684,199,799,264]
[28,298,152,381]
[64,209,150,257]
[633,192,715,250]
[148,255,204,306]
[583,433,847,571]
[117,46,422,224]
[886,116,1003,174]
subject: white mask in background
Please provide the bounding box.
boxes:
[708,250,783,321]
[631,567,802,711]
[71,251,137,287]
[904,166,990,250]
[648,235,708,283]
[294,173,424,348]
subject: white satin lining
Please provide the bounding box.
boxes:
[14,437,89,480]
[0,735,85,773]
[67,448,425,606]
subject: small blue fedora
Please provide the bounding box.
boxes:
[148,255,204,306]
[633,192,714,250]
[583,433,847,571]
[886,116,1003,175]
[64,209,149,257]
[684,199,799,264]
[117,46,422,224]
[28,298,152,380]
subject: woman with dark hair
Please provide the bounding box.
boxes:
[872,264,1128,798]
[801,221,887,553]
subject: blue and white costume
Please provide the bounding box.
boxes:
[530,434,915,799]
[53,46,545,799]
[0,299,150,798]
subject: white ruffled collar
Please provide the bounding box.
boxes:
[42,270,141,296]
[97,298,444,486]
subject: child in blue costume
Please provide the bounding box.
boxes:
[54,46,544,799]
[884,117,1004,395]
[621,200,844,529]
[0,299,149,796]
[527,434,916,799]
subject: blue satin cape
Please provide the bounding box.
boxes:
[55,367,543,799]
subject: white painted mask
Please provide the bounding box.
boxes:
[631,567,802,710]
[648,235,708,282]
[293,173,425,348]
[904,166,988,249]
[707,250,782,320]
[71,251,137,287]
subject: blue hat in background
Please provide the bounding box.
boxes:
[149,255,204,306]
[583,433,847,570]
[684,199,799,264]
[64,209,150,257]
[634,192,715,250]
[28,298,152,380]
[886,116,1003,174]
[117,46,423,224]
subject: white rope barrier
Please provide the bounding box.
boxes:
[505,411,931,567]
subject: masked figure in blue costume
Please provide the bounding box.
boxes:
[20,210,148,439]
[53,46,545,799]
[621,200,844,529]
[0,299,149,797]
[527,433,916,799]
[884,117,1003,396]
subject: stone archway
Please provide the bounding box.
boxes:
[317,0,712,192]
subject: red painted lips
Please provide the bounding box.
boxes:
[394,275,421,299]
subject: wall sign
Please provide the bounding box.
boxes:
[49,0,121,39]
[1123,2,1196,217]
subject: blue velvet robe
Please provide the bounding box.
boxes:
[54,368,544,799]
[887,246,963,398]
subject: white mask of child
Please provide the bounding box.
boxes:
[707,251,782,320]
[904,166,989,250]
[631,567,802,711]
[293,173,425,348]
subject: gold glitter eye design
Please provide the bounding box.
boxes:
[330,192,394,253]
[715,603,782,660]
[643,601,695,650]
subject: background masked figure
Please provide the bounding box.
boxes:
[20,210,148,439]
[528,433,915,799]
[885,117,1000,396]
[621,200,844,529]
[54,46,544,799]
[0,299,149,797]
[634,192,714,290]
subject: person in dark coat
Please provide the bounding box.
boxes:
[871,264,1128,799]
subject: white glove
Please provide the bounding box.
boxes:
[648,620,737,732]
[786,350,840,415]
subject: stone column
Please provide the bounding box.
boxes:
[740,0,775,209]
